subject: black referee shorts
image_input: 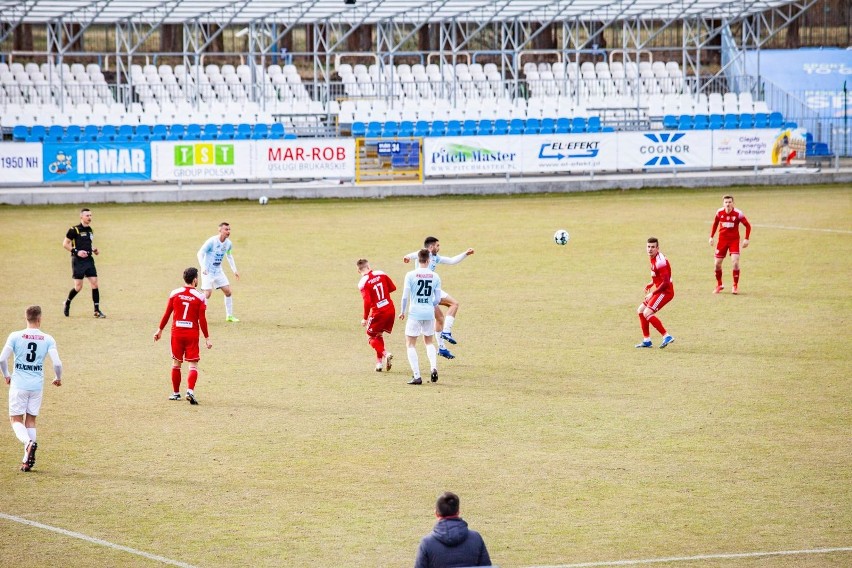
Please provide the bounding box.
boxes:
[72,257,98,279]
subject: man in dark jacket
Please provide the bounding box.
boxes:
[414,491,492,568]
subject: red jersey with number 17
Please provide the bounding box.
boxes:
[650,252,673,293]
[711,207,751,241]
[358,270,396,319]
[159,286,209,338]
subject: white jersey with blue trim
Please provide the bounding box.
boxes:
[404,250,467,271]
[197,236,234,275]
[402,268,442,320]
[3,328,57,391]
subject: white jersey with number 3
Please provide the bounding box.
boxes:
[2,329,58,391]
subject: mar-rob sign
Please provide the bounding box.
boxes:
[152,141,251,181]
[256,139,355,178]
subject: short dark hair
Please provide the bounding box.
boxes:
[424,236,439,247]
[647,237,659,245]
[25,305,42,323]
[356,258,369,270]
[723,194,733,201]
[183,267,199,284]
[417,248,430,264]
[219,222,230,228]
[436,492,460,517]
[80,207,91,213]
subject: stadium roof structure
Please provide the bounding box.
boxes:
[0,0,817,86]
[1,0,812,26]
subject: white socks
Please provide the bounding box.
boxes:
[11,422,29,444]
[224,296,233,317]
[444,315,455,333]
[27,428,36,443]
[407,347,420,379]
[425,344,437,371]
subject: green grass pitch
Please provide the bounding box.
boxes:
[0,184,850,567]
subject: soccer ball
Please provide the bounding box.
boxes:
[553,229,570,245]
[258,196,269,205]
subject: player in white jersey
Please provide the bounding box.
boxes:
[1,305,63,472]
[197,221,241,322]
[399,249,443,385]
[403,236,474,359]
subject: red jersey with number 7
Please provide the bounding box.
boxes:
[159,286,209,338]
[358,270,396,319]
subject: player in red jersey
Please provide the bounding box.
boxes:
[636,237,675,349]
[154,267,212,404]
[709,194,751,294]
[357,259,396,372]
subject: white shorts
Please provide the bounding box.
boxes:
[9,387,43,417]
[201,271,230,291]
[405,318,436,337]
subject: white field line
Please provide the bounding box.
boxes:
[526,546,852,568]
[752,223,852,234]
[0,512,198,568]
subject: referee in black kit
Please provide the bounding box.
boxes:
[62,207,106,318]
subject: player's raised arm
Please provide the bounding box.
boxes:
[439,248,475,265]
[402,251,418,264]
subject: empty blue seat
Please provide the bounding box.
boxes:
[48,125,65,138]
[768,112,783,128]
[539,118,556,134]
[739,113,754,129]
[268,123,284,140]
[351,121,366,137]
[461,123,477,136]
[250,131,267,140]
[785,121,798,129]
[12,125,29,141]
[555,117,571,134]
[492,119,509,135]
[166,131,184,141]
[571,117,587,133]
[677,115,693,130]
[253,123,269,136]
[45,133,63,143]
[63,125,82,142]
[662,114,678,129]
[366,121,383,138]
[398,120,414,137]
[136,125,152,137]
[185,124,202,140]
[446,120,461,136]
[430,120,446,137]
[602,126,615,133]
[413,120,430,137]
[170,124,186,139]
[754,113,769,128]
[30,125,47,141]
[524,118,541,135]
[284,133,298,139]
[132,132,150,142]
[723,114,739,129]
[203,123,219,136]
[116,125,134,141]
[25,134,42,142]
[100,125,117,141]
[463,119,477,132]
[813,142,831,155]
[383,120,399,137]
[709,114,723,130]
[477,119,494,135]
[586,116,602,133]
[508,118,525,135]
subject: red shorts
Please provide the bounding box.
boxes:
[715,238,741,259]
[366,309,395,337]
[643,289,674,313]
[171,332,201,362]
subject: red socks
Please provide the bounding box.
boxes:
[639,313,650,337]
[715,268,723,285]
[171,366,181,392]
[368,336,385,359]
[733,269,740,285]
[188,368,198,390]
[647,315,667,335]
